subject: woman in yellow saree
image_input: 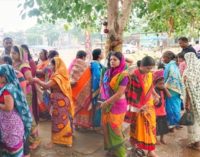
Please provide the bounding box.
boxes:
[34,56,74,148]
[100,52,129,157]
[126,56,159,157]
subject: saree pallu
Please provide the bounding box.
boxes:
[51,92,73,145]
[184,76,200,144]
[101,71,128,157]
[102,112,126,157]
[126,69,156,151]
[129,106,156,151]
[164,61,183,126]
[0,110,24,157]
[26,92,41,147]
[72,67,92,128]
[91,61,103,127]
[37,60,50,119]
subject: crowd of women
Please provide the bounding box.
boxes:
[0,37,200,157]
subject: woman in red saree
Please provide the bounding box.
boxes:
[126,56,159,157]
[100,52,129,157]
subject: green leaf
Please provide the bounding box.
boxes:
[85,4,92,13]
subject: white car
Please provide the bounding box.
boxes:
[122,44,136,54]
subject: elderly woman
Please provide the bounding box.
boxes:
[183,53,200,150]
[0,64,32,156]
[162,51,183,132]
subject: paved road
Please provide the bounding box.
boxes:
[31,121,200,157]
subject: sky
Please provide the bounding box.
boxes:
[0,0,36,32]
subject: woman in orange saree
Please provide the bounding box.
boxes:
[36,49,50,119]
[69,50,92,129]
[126,56,159,157]
[34,56,74,148]
[100,52,129,157]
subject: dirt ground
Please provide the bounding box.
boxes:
[31,121,200,157]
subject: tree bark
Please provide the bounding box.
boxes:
[105,0,133,56]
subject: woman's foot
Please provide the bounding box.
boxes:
[44,142,54,149]
[66,144,72,148]
[160,139,167,145]
[160,136,167,145]
[176,125,183,130]
[106,151,115,157]
[156,140,161,145]
[169,127,175,133]
[29,141,40,150]
[147,151,159,157]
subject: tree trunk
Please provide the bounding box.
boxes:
[85,30,92,60]
[105,0,133,56]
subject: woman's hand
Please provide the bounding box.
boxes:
[183,76,187,84]
[154,94,160,104]
[101,102,109,110]
[185,101,190,111]
[33,78,40,84]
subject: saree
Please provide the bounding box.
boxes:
[164,60,183,126]
[50,57,74,145]
[0,64,32,157]
[13,47,40,148]
[183,53,200,144]
[101,56,128,157]
[70,59,92,128]
[90,61,104,127]
[126,69,156,151]
[36,60,50,119]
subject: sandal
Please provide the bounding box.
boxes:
[132,148,146,157]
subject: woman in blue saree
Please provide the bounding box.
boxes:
[90,49,105,128]
[162,51,183,132]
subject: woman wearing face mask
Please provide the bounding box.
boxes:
[100,51,129,157]
[126,56,159,157]
[162,51,183,132]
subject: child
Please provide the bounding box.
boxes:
[153,70,171,144]
[177,52,187,76]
